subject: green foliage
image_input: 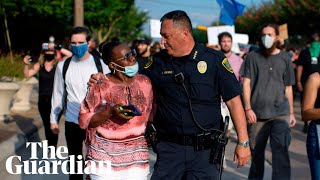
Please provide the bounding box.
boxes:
[235,0,320,44]
[1,0,148,51]
[0,55,24,80]
[193,29,208,45]
[84,0,148,43]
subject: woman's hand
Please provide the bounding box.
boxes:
[110,104,134,121]
[23,55,31,65]
[88,72,104,87]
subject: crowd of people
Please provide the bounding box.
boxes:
[21,10,320,180]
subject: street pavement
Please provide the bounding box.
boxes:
[0,87,310,179]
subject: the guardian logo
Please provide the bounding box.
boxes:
[5,140,111,175]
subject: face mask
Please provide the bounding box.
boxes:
[44,54,55,61]
[111,62,139,77]
[288,53,294,59]
[261,35,274,49]
[71,43,88,59]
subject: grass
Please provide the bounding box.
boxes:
[0,55,25,81]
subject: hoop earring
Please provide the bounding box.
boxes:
[112,69,116,74]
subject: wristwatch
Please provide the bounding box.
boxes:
[238,140,249,148]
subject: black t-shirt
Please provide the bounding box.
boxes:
[296,48,320,84]
[38,63,56,97]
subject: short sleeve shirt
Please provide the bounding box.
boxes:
[144,42,241,135]
[296,48,320,84]
[240,50,295,119]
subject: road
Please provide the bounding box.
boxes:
[0,95,310,180]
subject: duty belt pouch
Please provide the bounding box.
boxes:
[209,133,226,164]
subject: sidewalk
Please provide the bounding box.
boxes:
[0,87,309,179]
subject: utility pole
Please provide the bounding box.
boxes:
[3,9,13,63]
[74,0,83,26]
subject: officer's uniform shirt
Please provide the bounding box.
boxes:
[137,56,153,72]
[144,42,241,135]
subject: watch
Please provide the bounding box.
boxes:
[238,140,249,148]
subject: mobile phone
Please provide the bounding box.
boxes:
[28,56,39,63]
[121,105,142,116]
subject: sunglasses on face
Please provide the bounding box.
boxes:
[114,49,137,61]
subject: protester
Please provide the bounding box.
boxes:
[151,41,162,54]
[136,37,153,72]
[50,26,110,180]
[87,35,101,58]
[240,23,296,180]
[89,10,251,179]
[79,41,153,180]
[218,31,244,139]
[296,33,320,133]
[302,72,320,180]
[23,42,72,148]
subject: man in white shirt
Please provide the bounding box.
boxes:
[50,26,110,180]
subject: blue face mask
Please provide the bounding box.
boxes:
[71,43,88,59]
[111,62,139,77]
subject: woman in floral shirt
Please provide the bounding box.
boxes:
[79,41,153,180]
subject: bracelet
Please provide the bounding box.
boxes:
[245,108,252,112]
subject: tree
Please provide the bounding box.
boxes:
[235,0,320,45]
[0,0,73,53]
[84,0,148,43]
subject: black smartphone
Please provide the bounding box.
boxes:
[121,105,142,116]
[28,56,39,63]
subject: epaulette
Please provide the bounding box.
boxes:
[206,48,225,61]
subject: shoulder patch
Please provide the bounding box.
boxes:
[222,58,234,73]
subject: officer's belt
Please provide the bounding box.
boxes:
[158,132,214,148]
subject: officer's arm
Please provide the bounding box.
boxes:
[225,95,251,167]
[225,96,248,143]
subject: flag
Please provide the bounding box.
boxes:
[216,0,246,25]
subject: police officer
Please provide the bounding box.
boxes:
[89,10,251,180]
[145,10,251,179]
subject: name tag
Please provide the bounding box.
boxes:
[162,71,173,74]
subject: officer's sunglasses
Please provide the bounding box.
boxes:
[114,49,137,61]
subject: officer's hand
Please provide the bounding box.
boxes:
[234,145,251,168]
[111,104,134,121]
[289,114,296,127]
[88,73,104,87]
[50,123,60,134]
[245,109,257,124]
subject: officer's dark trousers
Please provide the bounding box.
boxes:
[65,121,86,180]
[38,95,58,147]
[248,115,291,180]
[151,141,219,180]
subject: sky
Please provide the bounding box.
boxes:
[135,0,272,35]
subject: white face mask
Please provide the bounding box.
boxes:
[261,35,274,49]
